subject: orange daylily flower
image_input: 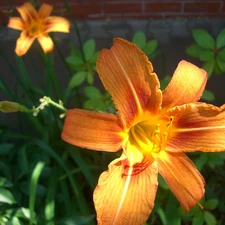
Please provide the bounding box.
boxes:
[8,2,70,56]
[62,38,225,225]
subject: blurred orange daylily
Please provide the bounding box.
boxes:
[62,38,225,225]
[8,2,70,56]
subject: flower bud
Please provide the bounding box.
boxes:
[0,101,29,113]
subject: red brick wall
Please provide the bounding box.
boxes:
[0,0,224,24]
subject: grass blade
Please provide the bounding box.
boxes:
[29,161,45,225]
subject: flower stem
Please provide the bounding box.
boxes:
[33,96,67,117]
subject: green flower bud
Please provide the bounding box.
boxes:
[0,101,29,113]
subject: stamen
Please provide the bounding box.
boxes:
[151,123,162,153]
[162,132,168,149]
[125,116,174,172]
[197,201,204,210]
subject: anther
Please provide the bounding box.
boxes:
[167,116,174,127]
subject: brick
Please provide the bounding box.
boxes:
[0,9,8,26]
[72,0,102,2]
[69,4,102,19]
[104,3,142,14]
[145,2,182,13]
[125,14,162,19]
[221,2,225,13]
[184,2,221,13]
[163,13,218,18]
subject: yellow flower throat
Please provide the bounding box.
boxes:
[122,116,174,177]
[28,20,45,36]
[132,116,173,154]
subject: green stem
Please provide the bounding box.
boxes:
[0,97,67,116]
[33,96,67,116]
[42,53,62,99]
[0,50,31,101]
[63,0,86,62]
[44,97,67,112]
[52,37,73,78]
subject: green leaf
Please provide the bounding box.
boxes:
[204,211,217,225]
[192,29,215,49]
[217,48,225,61]
[207,152,225,168]
[68,43,80,56]
[14,217,22,225]
[216,57,225,72]
[60,215,95,225]
[201,89,215,102]
[202,60,215,77]
[84,86,102,99]
[192,211,204,225]
[214,60,223,74]
[69,149,97,189]
[29,162,45,225]
[193,153,208,171]
[132,31,146,49]
[86,71,94,84]
[84,99,106,111]
[21,207,31,219]
[156,207,167,225]
[0,143,14,155]
[204,199,218,210]
[144,40,158,56]
[186,44,204,58]
[83,39,95,61]
[0,177,13,188]
[165,194,181,225]
[199,50,214,61]
[69,71,87,88]
[89,51,100,65]
[15,55,31,87]
[0,188,16,204]
[0,78,14,99]
[160,75,171,90]
[216,28,225,49]
[44,168,57,225]
[18,146,29,178]
[66,55,84,66]
[158,174,168,189]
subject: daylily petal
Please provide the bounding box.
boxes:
[37,35,54,53]
[156,151,205,211]
[94,157,158,225]
[15,31,35,56]
[61,109,124,151]
[162,60,207,109]
[38,3,53,18]
[97,38,162,128]
[166,103,225,152]
[8,17,25,30]
[17,2,38,22]
[44,17,70,33]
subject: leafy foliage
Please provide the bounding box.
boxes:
[132,31,160,59]
[186,28,225,77]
